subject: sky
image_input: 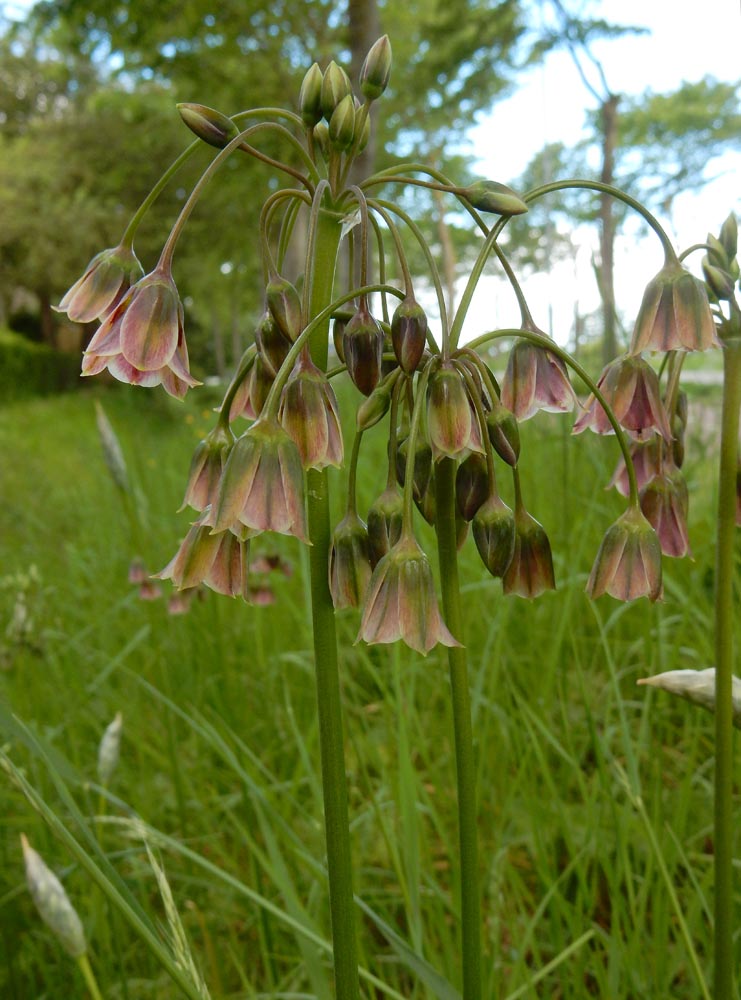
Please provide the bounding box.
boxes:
[464,0,741,344]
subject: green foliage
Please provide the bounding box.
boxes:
[0,328,80,400]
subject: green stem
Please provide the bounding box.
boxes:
[434,457,483,1000]
[77,953,104,1000]
[305,206,361,1000]
[713,339,741,1000]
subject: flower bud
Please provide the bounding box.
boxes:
[391,295,427,373]
[343,302,384,396]
[456,452,488,521]
[503,508,556,599]
[328,93,356,151]
[97,712,123,786]
[705,233,729,270]
[21,836,87,959]
[255,311,291,377]
[354,100,371,152]
[299,63,324,127]
[360,35,392,100]
[313,121,330,160]
[702,257,735,301]
[181,422,235,512]
[586,504,662,602]
[357,533,460,655]
[396,435,433,502]
[332,316,347,362]
[357,376,393,430]
[630,259,719,353]
[177,103,240,149]
[250,353,275,417]
[719,212,738,261]
[472,492,516,578]
[367,486,404,566]
[266,271,302,342]
[416,483,436,526]
[462,180,528,216]
[329,511,373,609]
[279,351,343,469]
[427,363,473,460]
[485,398,520,466]
[321,61,352,120]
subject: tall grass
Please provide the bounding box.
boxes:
[1,385,737,998]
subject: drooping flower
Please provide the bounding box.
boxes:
[367,486,405,566]
[279,351,344,469]
[501,339,575,421]
[586,504,662,602]
[357,533,460,655]
[427,363,480,461]
[572,354,672,441]
[56,243,144,323]
[180,423,235,513]
[81,267,200,399]
[503,506,556,598]
[211,418,308,542]
[156,520,251,599]
[639,466,691,558]
[607,437,664,497]
[472,491,516,578]
[391,295,427,374]
[456,452,489,521]
[629,258,719,353]
[343,301,384,396]
[328,511,373,609]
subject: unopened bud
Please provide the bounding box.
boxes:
[321,61,352,120]
[343,302,384,396]
[719,213,738,261]
[21,836,87,959]
[354,101,371,152]
[472,493,516,578]
[177,103,240,149]
[332,316,347,362]
[299,63,324,127]
[360,35,392,101]
[367,487,404,566]
[391,296,427,373]
[396,435,432,502]
[702,257,735,301]
[255,310,291,377]
[456,452,488,521]
[706,233,729,270]
[357,376,394,430]
[313,121,330,160]
[462,180,528,217]
[329,511,373,609]
[485,398,520,466]
[427,363,473,460]
[329,93,356,151]
[250,353,274,417]
[97,712,123,786]
[266,271,302,342]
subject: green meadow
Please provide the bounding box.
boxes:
[0,382,735,998]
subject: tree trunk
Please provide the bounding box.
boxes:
[598,94,619,365]
[348,0,381,180]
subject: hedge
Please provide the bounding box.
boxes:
[0,329,82,402]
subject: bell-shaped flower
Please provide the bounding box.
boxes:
[210,418,308,542]
[56,243,144,323]
[608,438,664,497]
[180,423,235,512]
[328,511,373,609]
[586,504,662,602]
[155,519,251,599]
[503,506,556,598]
[472,491,516,578]
[501,339,575,421]
[81,266,200,399]
[629,258,719,353]
[639,466,691,558]
[279,351,344,469]
[357,533,460,655]
[573,354,672,441]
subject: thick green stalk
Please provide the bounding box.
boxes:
[434,457,483,1000]
[714,339,740,1000]
[306,206,361,1000]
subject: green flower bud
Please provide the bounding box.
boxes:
[321,61,352,120]
[719,212,738,261]
[332,316,347,362]
[367,486,404,567]
[427,363,473,460]
[299,63,324,127]
[343,302,384,396]
[313,121,330,160]
[472,493,516,578]
[391,295,427,373]
[266,270,302,342]
[357,377,393,430]
[360,35,392,101]
[485,398,520,466]
[329,93,356,151]
[177,103,240,149]
[396,435,433,503]
[706,233,729,270]
[702,257,735,301]
[255,310,291,377]
[354,101,371,152]
[462,180,528,217]
[456,452,489,521]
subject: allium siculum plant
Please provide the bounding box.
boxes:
[59,36,740,1000]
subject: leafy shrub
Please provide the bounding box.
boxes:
[0,328,81,402]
